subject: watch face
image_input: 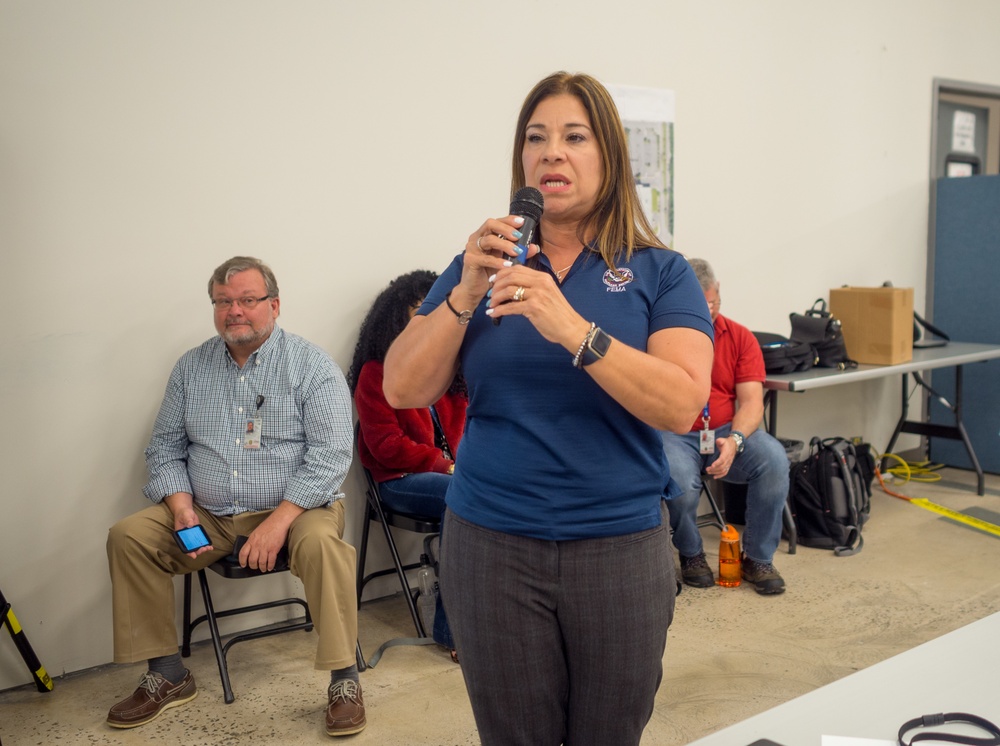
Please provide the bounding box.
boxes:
[581,328,611,366]
[590,328,612,357]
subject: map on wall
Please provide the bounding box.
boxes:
[607,84,675,247]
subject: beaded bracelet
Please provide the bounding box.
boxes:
[572,322,597,368]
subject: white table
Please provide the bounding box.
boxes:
[687,610,1000,746]
[763,342,1000,497]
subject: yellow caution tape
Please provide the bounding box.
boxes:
[3,607,54,690]
[910,498,1000,538]
[4,609,23,635]
[36,667,54,690]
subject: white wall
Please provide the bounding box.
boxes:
[3,0,1000,690]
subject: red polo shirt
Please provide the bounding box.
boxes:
[688,313,766,432]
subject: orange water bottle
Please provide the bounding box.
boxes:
[718,524,741,587]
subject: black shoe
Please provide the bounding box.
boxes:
[679,552,714,588]
[741,554,786,595]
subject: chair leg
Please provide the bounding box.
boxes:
[697,480,727,531]
[784,500,797,554]
[196,569,235,704]
[422,534,440,569]
[356,503,373,607]
[356,640,366,672]
[375,515,425,637]
[362,486,426,638]
[181,573,193,657]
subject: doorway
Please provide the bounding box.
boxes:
[926,78,1000,319]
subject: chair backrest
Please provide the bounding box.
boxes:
[353,421,440,530]
[354,421,387,517]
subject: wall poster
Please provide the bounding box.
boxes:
[607,83,676,247]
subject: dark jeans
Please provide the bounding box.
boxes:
[662,426,788,563]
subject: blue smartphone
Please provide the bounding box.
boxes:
[173,525,211,553]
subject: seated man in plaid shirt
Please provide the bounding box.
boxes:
[106,256,365,737]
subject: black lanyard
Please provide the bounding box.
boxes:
[428,406,453,462]
[899,713,1000,746]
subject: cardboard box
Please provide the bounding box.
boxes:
[829,286,913,365]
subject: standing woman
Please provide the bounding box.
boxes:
[384,72,714,746]
[348,269,466,652]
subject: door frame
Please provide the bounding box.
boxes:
[927,78,1000,320]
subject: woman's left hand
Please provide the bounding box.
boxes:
[486,263,590,351]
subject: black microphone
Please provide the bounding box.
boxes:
[509,186,544,263]
[494,187,544,326]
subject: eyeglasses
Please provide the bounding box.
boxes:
[707,299,721,309]
[212,296,271,311]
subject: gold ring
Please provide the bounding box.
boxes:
[476,236,485,252]
[513,286,525,302]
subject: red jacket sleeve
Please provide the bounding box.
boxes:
[355,361,467,483]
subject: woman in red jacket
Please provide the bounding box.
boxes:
[348,270,467,653]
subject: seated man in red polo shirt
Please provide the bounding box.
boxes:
[661,258,788,594]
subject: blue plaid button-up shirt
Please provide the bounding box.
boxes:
[143,325,353,514]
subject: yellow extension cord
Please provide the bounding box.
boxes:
[879,453,944,483]
[875,452,1000,539]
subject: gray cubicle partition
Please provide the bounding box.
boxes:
[929,174,1000,474]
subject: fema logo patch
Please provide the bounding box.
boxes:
[602,268,633,292]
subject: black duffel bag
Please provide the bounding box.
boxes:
[753,331,817,374]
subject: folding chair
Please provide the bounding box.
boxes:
[354,423,440,639]
[695,475,728,531]
[697,475,798,554]
[182,549,365,703]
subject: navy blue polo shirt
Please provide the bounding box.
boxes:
[420,247,713,540]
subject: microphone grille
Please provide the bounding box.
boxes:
[510,187,544,222]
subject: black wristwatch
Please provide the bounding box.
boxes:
[444,292,473,326]
[730,430,746,454]
[581,327,612,366]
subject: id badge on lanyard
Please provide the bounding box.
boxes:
[243,395,265,450]
[699,404,715,455]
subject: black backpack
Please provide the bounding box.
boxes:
[789,437,875,556]
[753,331,817,374]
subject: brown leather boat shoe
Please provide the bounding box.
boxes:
[325,679,366,736]
[106,670,197,728]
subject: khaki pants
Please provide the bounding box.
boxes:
[107,500,358,670]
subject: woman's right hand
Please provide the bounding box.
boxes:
[453,215,540,305]
[384,213,538,409]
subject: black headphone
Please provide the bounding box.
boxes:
[898,713,1000,746]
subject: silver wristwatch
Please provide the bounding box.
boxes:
[730,430,746,454]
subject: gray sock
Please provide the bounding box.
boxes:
[331,665,359,685]
[149,653,187,684]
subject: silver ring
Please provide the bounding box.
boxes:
[476,236,485,252]
[513,286,525,302]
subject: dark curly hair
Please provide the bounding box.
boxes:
[347,270,465,396]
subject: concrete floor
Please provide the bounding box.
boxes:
[3,467,999,745]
